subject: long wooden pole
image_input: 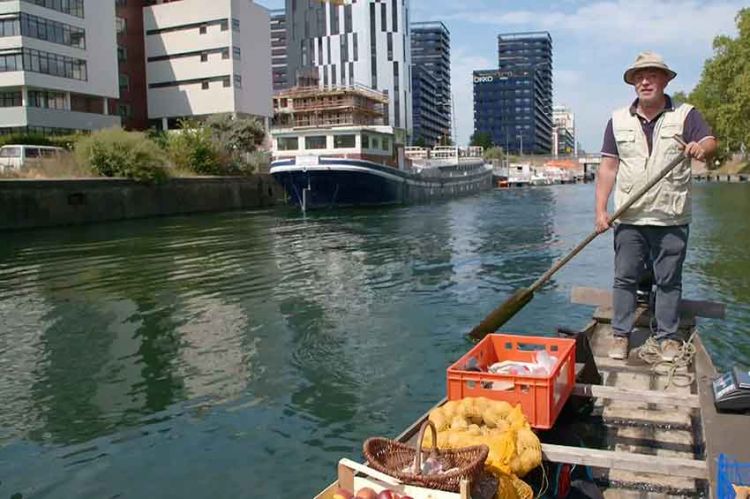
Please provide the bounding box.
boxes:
[469,135,688,340]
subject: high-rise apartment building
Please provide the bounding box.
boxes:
[552,104,575,156]
[410,21,450,147]
[285,0,413,135]
[143,0,272,130]
[0,0,120,135]
[269,9,288,91]
[472,31,552,154]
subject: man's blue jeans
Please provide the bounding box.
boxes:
[612,224,689,341]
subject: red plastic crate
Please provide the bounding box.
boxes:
[447,334,576,429]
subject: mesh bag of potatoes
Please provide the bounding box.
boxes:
[421,398,541,499]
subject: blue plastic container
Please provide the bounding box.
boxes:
[717,454,750,499]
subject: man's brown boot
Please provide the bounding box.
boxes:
[609,335,629,360]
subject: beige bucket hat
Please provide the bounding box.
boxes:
[623,51,677,85]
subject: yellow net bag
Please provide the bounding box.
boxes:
[422,398,542,498]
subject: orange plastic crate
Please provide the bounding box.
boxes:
[447,334,576,429]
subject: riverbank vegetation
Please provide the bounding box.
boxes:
[675,7,749,169]
[0,115,269,182]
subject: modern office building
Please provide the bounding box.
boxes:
[473,68,551,155]
[473,31,553,154]
[114,0,149,130]
[0,0,121,135]
[552,104,575,156]
[269,8,288,91]
[410,21,450,146]
[285,0,413,135]
[143,0,273,130]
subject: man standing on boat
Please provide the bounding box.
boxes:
[595,51,717,361]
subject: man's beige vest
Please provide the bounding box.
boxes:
[612,103,693,226]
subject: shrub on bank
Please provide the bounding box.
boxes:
[167,124,225,176]
[75,128,168,182]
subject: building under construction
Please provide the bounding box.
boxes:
[272,83,389,129]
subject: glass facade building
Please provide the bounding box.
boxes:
[410,21,450,146]
[473,31,552,154]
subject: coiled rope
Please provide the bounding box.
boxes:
[637,328,698,388]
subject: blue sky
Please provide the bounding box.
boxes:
[256,0,744,151]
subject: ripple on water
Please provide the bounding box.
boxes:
[0,185,748,498]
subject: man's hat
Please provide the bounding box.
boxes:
[623,51,677,85]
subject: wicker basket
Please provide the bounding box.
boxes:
[363,420,489,492]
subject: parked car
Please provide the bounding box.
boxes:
[0,145,65,172]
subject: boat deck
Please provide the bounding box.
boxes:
[315,288,750,498]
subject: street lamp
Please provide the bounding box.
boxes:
[517,134,524,156]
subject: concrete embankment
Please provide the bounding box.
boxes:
[0,175,285,231]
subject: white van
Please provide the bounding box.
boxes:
[0,145,65,172]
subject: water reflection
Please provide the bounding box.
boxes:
[0,185,748,498]
[688,185,750,370]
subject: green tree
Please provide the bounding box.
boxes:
[484,146,505,161]
[686,8,750,160]
[671,91,689,106]
[412,136,426,147]
[167,120,224,175]
[205,114,265,153]
[470,131,493,149]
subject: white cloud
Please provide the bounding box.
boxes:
[438,0,744,148]
[443,0,742,47]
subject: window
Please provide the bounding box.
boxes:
[3,49,86,81]
[0,147,20,158]
[277,137,298,151]
[117,46,127,62]
[201,53,208,62]
[0,91,21,107]
[119,74,130,91]
[25,148,40,158]
[344,4,352,32]
[116,0,127,6]
[381,2,386,31]
[11,13,86,49]
[117,103,131,117]
[233,47,241,59]
[23,0,84,18]
[221,48,229,60]
[334,135,356,148]
[202,81,209,90]
[331,3,339,35]
[116,17,126,35]
[28,90,66,109]
[232,18,240,31]
[0,17,20,37]
[220,20,228,31]
[365,134,380,150]
[233,74,242,88]
[305,136,327,150]
[222,76,230,87]
[199,25,207,35]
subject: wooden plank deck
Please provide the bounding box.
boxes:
[315,288,743,499]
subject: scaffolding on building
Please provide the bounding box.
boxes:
[272,83,389,130]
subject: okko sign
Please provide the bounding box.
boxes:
[474,75,495,83]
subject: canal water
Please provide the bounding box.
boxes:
[0,183,748,498]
